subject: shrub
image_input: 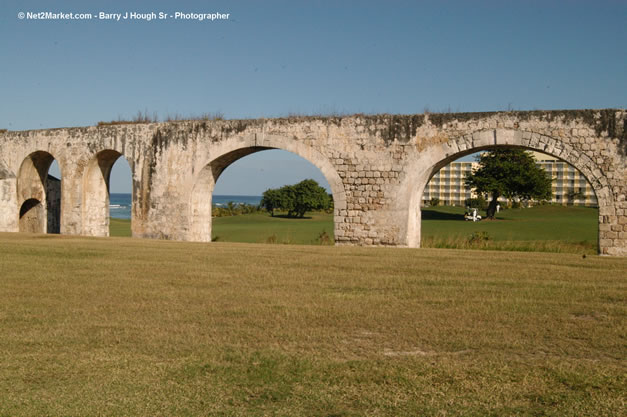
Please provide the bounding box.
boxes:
[212,203,262,218]
[317,230,332,245]
[265,234,278,244]
[464,196,488,210]
[468,231,490,245]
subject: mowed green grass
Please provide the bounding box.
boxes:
[422,205,599,254]
[213,211,334,244]
[110,218,132,237]
[111,205,598,254]
[0,233,625,416]
[422,205,597,242]
[110,212,334,244]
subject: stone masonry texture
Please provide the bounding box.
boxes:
[0,109,625,255]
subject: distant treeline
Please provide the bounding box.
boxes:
[211,179,332,218]
[212,202,262,218]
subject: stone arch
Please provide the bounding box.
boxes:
[189,136,346,242]
[81,149,131,237]
[17,151,61,234]
[399,129,611,251]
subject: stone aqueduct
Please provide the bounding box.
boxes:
[1,110,625,255]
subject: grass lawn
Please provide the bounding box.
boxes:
[110,212,334,244]
[111,205,598,254]
[421,205,599,254]
[212,211,334,244]
[110,218,132,237]
[0,233,625,416]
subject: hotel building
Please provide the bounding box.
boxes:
[422,152,598,207]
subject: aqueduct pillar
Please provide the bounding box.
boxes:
[0,109,625,255]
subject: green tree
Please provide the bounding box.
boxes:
[566,189,585,205]
[290,179,331,217]
[260,188,283,216]
[465,149,553,219]
[260,179,331,218]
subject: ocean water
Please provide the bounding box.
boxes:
[109,193,132,219]
[109,193,262,219]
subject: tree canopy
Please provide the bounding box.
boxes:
[464,149,553,218]
[260,179,331,218]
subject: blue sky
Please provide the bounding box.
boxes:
[2,0,626,193]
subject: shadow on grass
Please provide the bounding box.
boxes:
[421,209,464,221]
[271,214,313,220]
[421,209,512,221]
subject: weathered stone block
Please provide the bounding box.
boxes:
[1,109,624,255]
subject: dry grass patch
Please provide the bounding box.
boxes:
[97,110,224,126]
[0,233,625,416]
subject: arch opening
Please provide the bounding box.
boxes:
[191,146,345,244]
[82,150,132,237]
[421,147,600,208]
[17,151,61,234]
[410,143,601,254]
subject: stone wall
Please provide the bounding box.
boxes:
[0,109,625,255]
